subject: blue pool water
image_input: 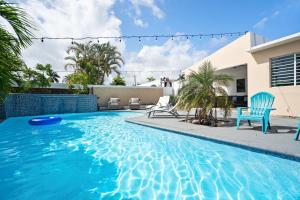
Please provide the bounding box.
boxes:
[0,112,299,199]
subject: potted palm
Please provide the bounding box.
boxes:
[177,61,232,126]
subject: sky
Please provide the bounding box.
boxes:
[3,0,300,85]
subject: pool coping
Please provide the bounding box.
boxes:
[125,118,300,162]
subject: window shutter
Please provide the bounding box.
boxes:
[271,54,295,87]
[297,53,300,85]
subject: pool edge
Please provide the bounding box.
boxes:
[125,119,300,162]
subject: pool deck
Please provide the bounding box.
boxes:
[126,111,300,160]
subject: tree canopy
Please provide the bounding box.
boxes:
[65,41,124,85]
[111,75,126,86]
[19,64,60,90]
[0,0,35,102]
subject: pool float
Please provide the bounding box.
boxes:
[28,116,62,125]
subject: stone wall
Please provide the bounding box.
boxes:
[3,93,97,118]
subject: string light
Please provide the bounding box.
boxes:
[29,31,247,43]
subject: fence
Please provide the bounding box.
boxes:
[2,93,97,118]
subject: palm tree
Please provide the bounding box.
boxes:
[64,41,124,85]
[64,41,94,72]
[0,1,35,102]
[177,61,232,126]
[36,63,60,83]
[111,75,126,86]
[93,42,124,84]
[147,76,156,82]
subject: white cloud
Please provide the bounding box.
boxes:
[133,18,148,28]
[130,0,164,19]
[123,38,208,85]
[128,0,164,27]
[18,0,124,80]
[254,17,268,29]
[253,10,280,29]
[12,0,208,86]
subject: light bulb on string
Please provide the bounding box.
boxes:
[138,37,141,42]
[41,37,44,43]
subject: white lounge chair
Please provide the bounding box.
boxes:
[145,96,170,111]
[147,103,179,118]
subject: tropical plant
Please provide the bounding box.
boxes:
[93,42,124,84]
[111,75,126,86]
[36,64,60,83]
[65,41,124,85]
[65,71,89,93]
[147,76,156,82]
[0,0,35,102]
[20,63,60,89]
[177,61,233,126]
[177,73,185,82]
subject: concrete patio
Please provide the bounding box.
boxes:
[126,110,300,160]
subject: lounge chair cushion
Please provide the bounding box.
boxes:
[130,98,140,104]
[110,98,120,104]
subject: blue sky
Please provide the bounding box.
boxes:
[9,0,300,84]
[114,0,300,52]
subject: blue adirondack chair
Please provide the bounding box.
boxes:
[236,92,275,134]
[295,123,300,141]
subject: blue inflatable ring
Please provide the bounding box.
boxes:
[28,116,62,126]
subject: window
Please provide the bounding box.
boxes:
[236,79,246,93]
[271,53,300,87]
[297,54,300,85]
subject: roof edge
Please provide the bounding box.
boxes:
[248,32,300,53]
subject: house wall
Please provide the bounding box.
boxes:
[185,33,252,73]
[249,40,300,117]
[185,32,300,117]
[92,86,164,107]
[216,65,247,96]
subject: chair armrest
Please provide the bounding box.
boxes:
[237,107,249,110]
[237,107,249,116]
[263,108,274,117]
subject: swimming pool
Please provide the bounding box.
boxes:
[0,112,299,199]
